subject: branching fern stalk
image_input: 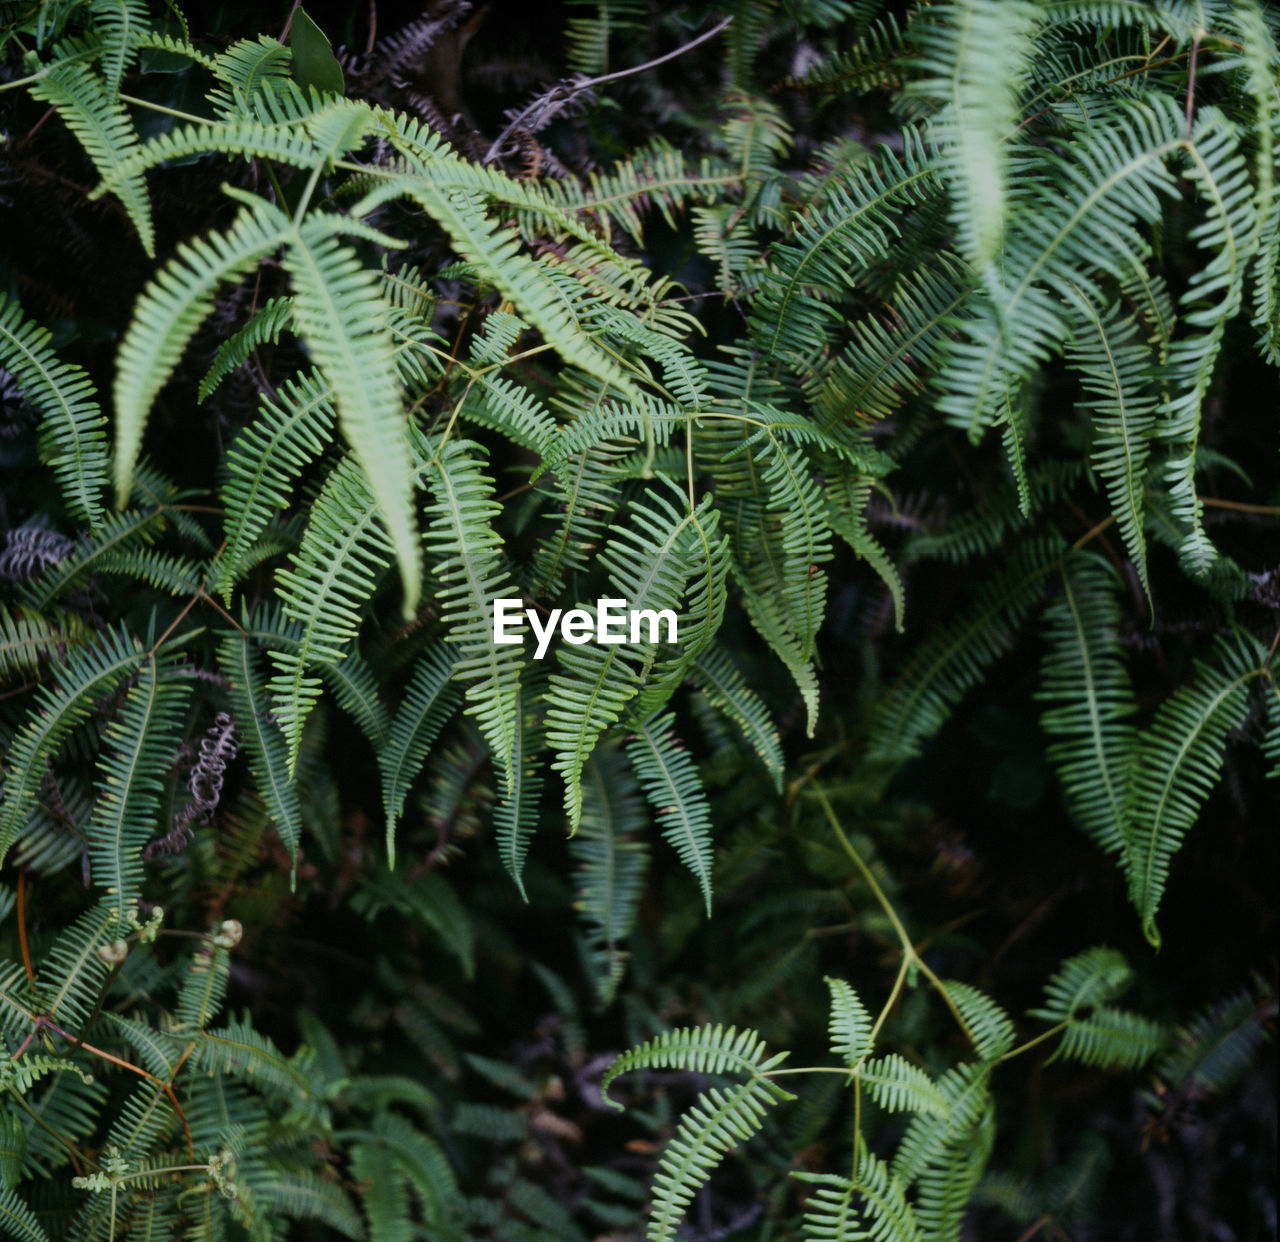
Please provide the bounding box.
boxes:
[0,0,1275,1238]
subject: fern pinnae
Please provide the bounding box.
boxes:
[625,713,715,914]
[216,372,337,602]
[1037,553,1136,858]
[419,436,523,792]
[87,657,192,935]
[1158,106,1258,574]
[546,486,704,833]
[691,649,784,790]
[1125,633,1267,947]
[218,635,302,863]
[268,455,397,771]
[572,745,649,1004]
[1063,290,1157,597]
[494,689,545,898]
[28,55,154,255]
[379,643,459,866]
[911,0,1039,275]
[648,1078,790,1242]
[198,295,294,402]
[90,0,149,95]
[0,293,109,528]
[0,626,144,865]
[113,194,291,506]
[285,217,421,613]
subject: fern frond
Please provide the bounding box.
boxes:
[28,55,154,254]
[795,1150,923,1242]
[216,371,336,602]
[752,131,938,363]
[648,1078,792,1242]
[866,538,1060,764]
[1158,990,1274,1096]
[602,1024,788,1107]
[268,455,396,771]
[910,0,1039,273]
[285,214,420,611]
[914,1102,994,1242]
[219,634,302,862]
[0,603,89,681]
[198,295,294,402]
[1056,1006,1165,1069]
[1125,632,1267,947]
[90,0,149,95]
[546,487,710,834]
[494,690,544,898]
[939,982,1016,1061]
[937,96,1183,438]
[0,293,109,527]
[379,643,458,864]
[0,1186,51,1242]
[572,744,648,1004]
[626,712,714,914]
[1062,291,1158,595]
[825,976,873,1070]
[1158,106,1258,573]
[33,905,116,1032]
[691,648,784,790]
[0,626,144,864]
[87,657,191,934]
[113,194,291,506]
[1028,946,1133,1023]
[375,175,638,399]
[420,436,524,791]
[1037,553,1136,857]
[860,1055,949,1117]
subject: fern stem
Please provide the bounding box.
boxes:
[995,1021,1069,1064]
[813,784,977,1047]
[117,94,210,125]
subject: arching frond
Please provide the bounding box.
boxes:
[0,293,108,527]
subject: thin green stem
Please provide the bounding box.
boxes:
[117,93,210,124]
[812,783,975,1046]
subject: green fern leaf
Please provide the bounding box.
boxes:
[379,643,459,864]
[285,211,421,612]
[572,745,649,1004]
[28,55,154,254]
[420,436,524,791]
[87,657,191,934]
[1037,553,1136,857]
[113,194,291,505]
[1028,947,1133,1023]
[0,626,144,864]
[219,634,302,862]
[825,976,873,1070]
[1125,633,1267,947]
[0,293,109,527]
[626,713,714,914]
[692,648,784,790]
[911,0,1039,272]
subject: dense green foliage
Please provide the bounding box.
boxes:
[0,0,1276,1238]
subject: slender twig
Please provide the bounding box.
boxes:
[484,17,732,163]
[17,870,35,982]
